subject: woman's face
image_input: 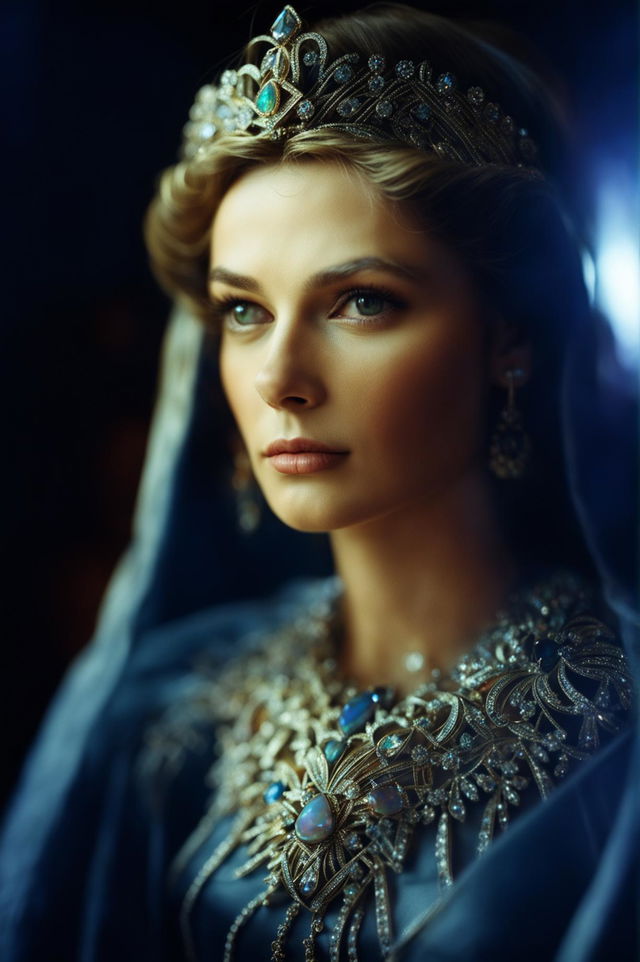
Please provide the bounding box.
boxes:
[212,160,496,533]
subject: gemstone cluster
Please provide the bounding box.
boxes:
[180,5,540,172]
[164,571,631,962]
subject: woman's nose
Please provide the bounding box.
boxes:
[254,320,326,411]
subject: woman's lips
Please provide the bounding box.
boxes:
[268,451,348,474]
[264,438,349,475]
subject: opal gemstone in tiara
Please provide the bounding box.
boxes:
[256,80,280,116]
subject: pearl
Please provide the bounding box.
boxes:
[404,651,425,673]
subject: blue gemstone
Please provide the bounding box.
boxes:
[395,59,415,79]
[412,103,431,122]
[441,750,460,770]
[334,64,354,84]
[271,6,301,43]
[263,780,286,804]
[299,864,319,895]
[339,691,376,736]
[324,738,346,763]
[295,794,335,843]
[368,785,404,815]
[336,97,360,118]
[437,72,456,93]
[261,49,277,75]
[297,99,315,120]
[534,637,560,672]
[380,733,404,755]
[375,99,394,118]
[256,80,280,116]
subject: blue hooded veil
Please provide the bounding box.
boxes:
[0,216,637,959]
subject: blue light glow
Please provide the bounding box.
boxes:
[593,166,639,365]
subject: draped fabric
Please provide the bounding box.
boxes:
[0,303,637,960]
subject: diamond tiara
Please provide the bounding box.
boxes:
[182,5,539,169]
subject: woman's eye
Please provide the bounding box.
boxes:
[352,293,387,316]
[337,290,402,321]
[219,300,270,328]
[232,303,260,325]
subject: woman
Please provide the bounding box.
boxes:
[1,4,637,961]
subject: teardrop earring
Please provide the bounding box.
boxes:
[231,444,261,533]
[489,368,531,480]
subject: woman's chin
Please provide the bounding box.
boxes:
[268,505,336,534]
[264,493,357,534]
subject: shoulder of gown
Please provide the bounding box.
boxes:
[1,574,636,961]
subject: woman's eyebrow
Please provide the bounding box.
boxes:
[208,267,262,292]
[208,257,425,293]
[304,257,425,289]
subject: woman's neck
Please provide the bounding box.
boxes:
[330,470,519,695]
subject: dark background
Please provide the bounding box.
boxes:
[1,0,637,808]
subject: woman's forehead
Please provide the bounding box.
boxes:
[213,160,385,232]
[209,160,464,286]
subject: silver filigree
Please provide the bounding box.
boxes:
[179,4,540,170]
[164,570,631,961]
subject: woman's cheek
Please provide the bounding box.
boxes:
[354,341,485,468]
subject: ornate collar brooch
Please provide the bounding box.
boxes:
[173,571,631,962]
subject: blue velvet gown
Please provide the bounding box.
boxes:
[1,308,638,960]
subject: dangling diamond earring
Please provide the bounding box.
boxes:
[231,444,261,533]
[489,367,531,480]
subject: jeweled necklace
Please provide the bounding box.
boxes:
[175,570,631,962]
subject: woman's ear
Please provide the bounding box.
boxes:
[488,315,532,387]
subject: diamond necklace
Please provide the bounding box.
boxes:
[175,569,631,962]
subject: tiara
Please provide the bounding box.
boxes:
[182,5,539,169]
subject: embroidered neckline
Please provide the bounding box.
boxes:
[172,569,631,962]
